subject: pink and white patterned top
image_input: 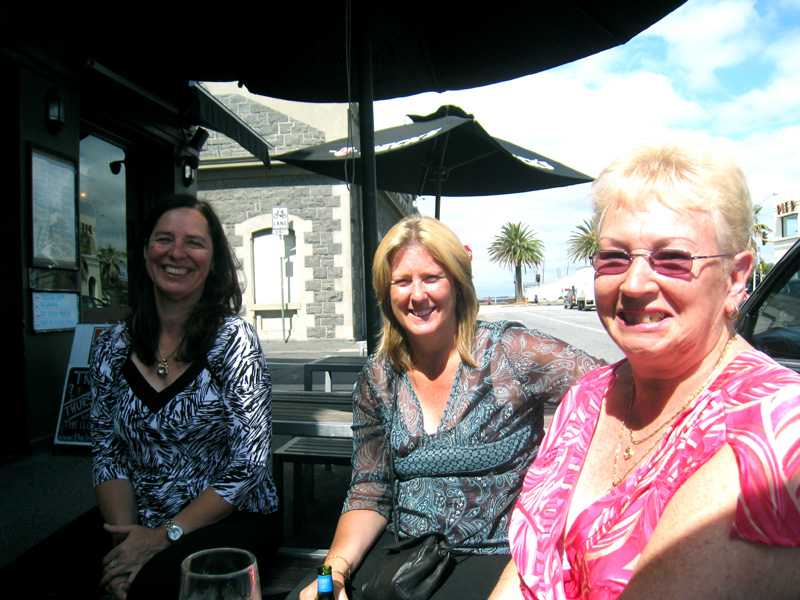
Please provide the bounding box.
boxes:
[509,350,800,600]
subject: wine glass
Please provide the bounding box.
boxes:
[179,547,261,600]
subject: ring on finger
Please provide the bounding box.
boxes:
[108,558,117,569]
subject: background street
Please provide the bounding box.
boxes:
[479,304,624,364]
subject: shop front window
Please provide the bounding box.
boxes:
[79,136,128,310]
[782,214,798,238]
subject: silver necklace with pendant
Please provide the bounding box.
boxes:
[156,335,185,377]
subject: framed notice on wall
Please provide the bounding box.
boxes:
[31,147,78,270]
[32,291,79,332]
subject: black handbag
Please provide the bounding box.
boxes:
[359,532,454,600]
[360,396,518,600]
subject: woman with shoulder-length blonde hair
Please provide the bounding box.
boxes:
[294,214,602,600]
[372,214,479,372]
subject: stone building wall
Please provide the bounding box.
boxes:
[202,94,327,157]
[198,90,415,341]
[199,93,351,340]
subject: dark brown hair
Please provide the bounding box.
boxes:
[129,194,242,364]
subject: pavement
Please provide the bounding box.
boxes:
[0,337,363,571]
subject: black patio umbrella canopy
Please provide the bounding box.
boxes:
[11,1,686,348]
[274,106,593,219]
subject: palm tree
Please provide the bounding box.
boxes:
[488,222,545,302]
[567,219,598,264]
[750,204,772,252]
[751,204,773,287]
[97,245,125,285]
[96,245,129,305]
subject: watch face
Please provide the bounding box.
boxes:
[167,524,183,541]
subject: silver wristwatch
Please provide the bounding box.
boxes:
[163,519,184,543]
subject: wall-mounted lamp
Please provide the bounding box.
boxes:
[45,88,66,134]
[182,155,199,187]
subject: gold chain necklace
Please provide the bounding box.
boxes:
[610,334,736,489]
[156,335,185,377]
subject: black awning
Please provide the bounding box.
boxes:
[189,82,272,167]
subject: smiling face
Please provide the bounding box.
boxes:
[595,199,745,376]
[144,207,213,307]
[388,244,458,354]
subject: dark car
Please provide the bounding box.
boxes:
[81,295,110,308]
[736,239,800,373]
[564,288,577,310]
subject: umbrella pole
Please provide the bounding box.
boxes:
[433,132,448,220]
[357,5,381,354]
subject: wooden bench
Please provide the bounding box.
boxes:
[274,436,353,532]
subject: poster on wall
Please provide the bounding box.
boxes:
[31,147,78,269]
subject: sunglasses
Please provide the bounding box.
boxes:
[591,249,733,276]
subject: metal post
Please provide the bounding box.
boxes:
[356,4,380,354]
[279,251,287,343]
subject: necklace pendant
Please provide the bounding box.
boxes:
[623,445,634,460]
[157,362,169,377]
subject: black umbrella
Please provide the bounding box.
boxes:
[274,106,593,219]
[12,1,685,348]
[20,3,685,103]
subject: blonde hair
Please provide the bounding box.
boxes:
[591,137,754,257]
[373,215,478,371]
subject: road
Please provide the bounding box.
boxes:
[267,305,623,391]
[479,304,624,364]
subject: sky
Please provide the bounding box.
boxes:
[370,0,800,298]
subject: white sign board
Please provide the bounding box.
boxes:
[272,207,289,236]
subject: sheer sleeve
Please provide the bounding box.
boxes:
[342,357,393,520]
[499,324,604,405]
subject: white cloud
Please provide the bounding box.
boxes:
[372,0,800,296]
[645,0,764,92]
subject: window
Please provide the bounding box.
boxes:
[781,213,798,238]
[740,243,800,372]
[79,136,128,310]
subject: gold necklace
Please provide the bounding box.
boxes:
[156,335,185,377]
[610,334,736,489]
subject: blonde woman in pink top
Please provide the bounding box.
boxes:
[490,137,800,600]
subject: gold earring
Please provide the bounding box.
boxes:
[727,303,740,322]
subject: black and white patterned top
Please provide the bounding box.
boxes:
[90,316,278,527]
[344,320,602,554]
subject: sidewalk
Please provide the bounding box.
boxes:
[260,337,366,360]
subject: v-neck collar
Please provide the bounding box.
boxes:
[402,360,464,436]
[122,354,208,413]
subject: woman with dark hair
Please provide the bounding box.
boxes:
[91,195,279,600]
[294,215,602,600]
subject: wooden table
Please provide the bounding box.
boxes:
[303,355,367,391]
[272,390,353,437]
